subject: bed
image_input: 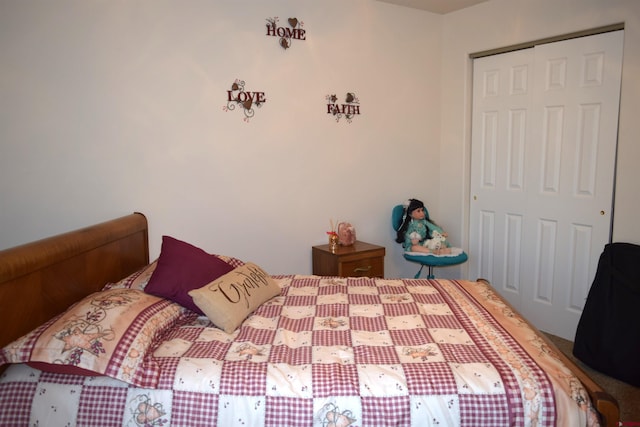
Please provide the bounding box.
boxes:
[0,213,619,426]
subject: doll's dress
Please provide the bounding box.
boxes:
[403,219,451,251]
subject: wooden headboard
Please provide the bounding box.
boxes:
[0,213,149,350]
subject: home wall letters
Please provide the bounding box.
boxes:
[266,17,306,50]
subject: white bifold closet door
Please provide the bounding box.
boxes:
[469,30,623,340]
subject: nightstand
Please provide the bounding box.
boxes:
[312,241,385,278]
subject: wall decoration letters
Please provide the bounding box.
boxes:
[326,92,360,123]
[266,17,305,50]
[223,79,266,123]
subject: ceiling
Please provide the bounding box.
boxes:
[377,0,488,14]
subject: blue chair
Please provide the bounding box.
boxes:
[392,204,468,279]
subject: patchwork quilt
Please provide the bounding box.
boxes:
[0,276,598,427]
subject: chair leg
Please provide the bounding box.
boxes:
[414,265,436,279]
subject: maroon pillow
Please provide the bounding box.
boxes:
[144,236,235,314]
[27,362,101,376]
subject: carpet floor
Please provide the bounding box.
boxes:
[544,332,640,424]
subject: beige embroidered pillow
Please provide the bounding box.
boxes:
[188,262,280,334]
[0,288,184,388]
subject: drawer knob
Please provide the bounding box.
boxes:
[353,266,372,273]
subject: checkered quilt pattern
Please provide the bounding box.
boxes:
[0,276,586,427]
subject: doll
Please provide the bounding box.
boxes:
[395,198,451,254]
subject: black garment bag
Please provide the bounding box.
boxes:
[573,242,640,386]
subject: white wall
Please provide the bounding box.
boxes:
[4,0,637,280]
[0,0,442,278]
[439,0,640,278]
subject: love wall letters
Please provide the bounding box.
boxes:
[223,80,266,123]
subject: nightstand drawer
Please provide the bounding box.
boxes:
[341,257,383,277]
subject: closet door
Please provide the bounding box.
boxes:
[469,30,623,340]
[470,47,533,311]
